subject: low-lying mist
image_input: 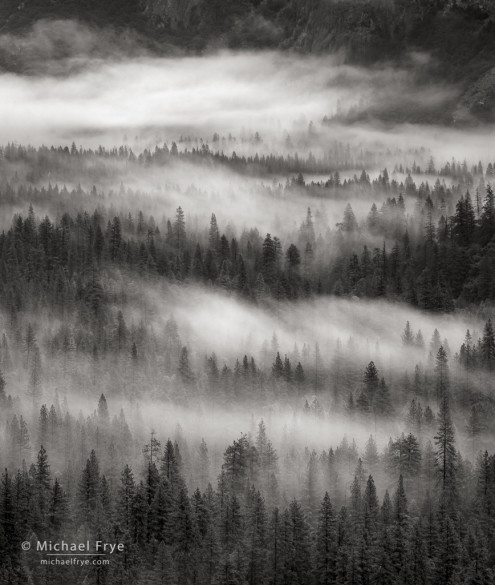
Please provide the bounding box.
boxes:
[1,20,486,163]
[142,282,479,365]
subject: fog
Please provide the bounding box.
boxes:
[0,20,483,163]
[1,21,495,576]
[141,282,477,365]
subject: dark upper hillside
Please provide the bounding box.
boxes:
[0,0,495,123]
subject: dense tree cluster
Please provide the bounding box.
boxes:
[1,180,494,319]
[0,135,494,584]
[1,389,495,585]
[0,141,487,184]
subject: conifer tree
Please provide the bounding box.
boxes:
[314,492,336,585]
[34,445,51,535]
[434,394,457,506]
[178,347,195,386]
[174,206,187,252]
[117,465,136,534]
[363,361,379,403]
[392,475,408,577]
[481,319,495,371]
[245,488,267,585]
[402,321,415,346]
[49,478,67,537]
[77,450,101,532]
[174,486,199,585]
[435,346,449,401]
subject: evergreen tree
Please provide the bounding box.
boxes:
[363,361,379,403]
[402,321,415,346]
[481,319,495,371]
[77,450,101,532]
[174,206,187,252]
[314,492,336,585]
[245,488,267,585]
[34,445,51,535]
[435,346,449,401]
[174,486,199,585]
[434,395,457,506]
[178,347,195,386]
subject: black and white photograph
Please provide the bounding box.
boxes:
[0,1,495,584]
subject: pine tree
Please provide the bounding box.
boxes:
[27,345,42,407]
[49,478,67,537]
[435,346,449,402]
[174,486,199,585]
[387,433,421,480]
[374,378,394,417]
[77,450,101,532]
[480,184,495,243]
[402,321,415,346]
[356,390,371,415]
[16,416,30,465]
[110,216,122,260]
[38,404,48,448]
[430,329,441,355]
[363,361,379,403]
[245,488,267,585]
[434,394,457,506]
[174,206,187,252]
[341,204,358,232]
[363,436,379,471]
[435,503,461,585]
[209,213,220,252]
[197,439,210,490]
[262,234,278,286]
[34,445,51,535]
[403,522,429,585]
[392,475,408,578]
[150,480,175,545]
[97,393,109,423]
[305,450,319,521]
[294,362,305,386]
[272,352,284,379]
[267,507,284,585]
[314,492,336,585]
[161,439,182,493]
[481,319,495,371]
[415,330,425,349]
[286,500,312,584]
[222,435,256,496]
[362,476,380,582]
[178,347,195,386]
[117,465,136,534]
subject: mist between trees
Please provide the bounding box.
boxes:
[0,131,494,584]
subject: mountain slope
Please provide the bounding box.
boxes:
[1,0,495,123]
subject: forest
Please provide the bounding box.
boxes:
[0,12,495,583]
[0,130,494,585]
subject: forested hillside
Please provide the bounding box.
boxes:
[0,136,495,582]
[1,141,494,311]
[1,3,495,581]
